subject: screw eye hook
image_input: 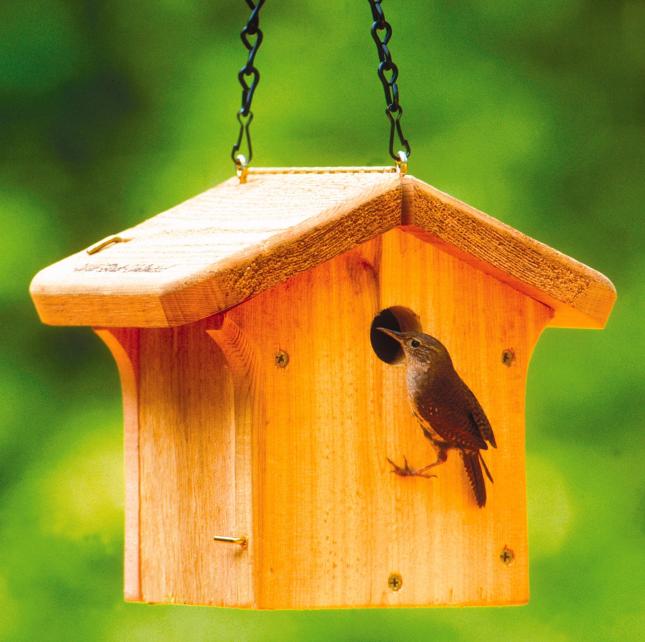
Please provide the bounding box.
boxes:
[395,150,408,176]
[235,153,249,183]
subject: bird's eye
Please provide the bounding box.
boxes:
[410,338,421,348]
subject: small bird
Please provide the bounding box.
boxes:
[377,328,496,507]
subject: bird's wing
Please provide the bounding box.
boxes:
[416,395,488,451]
[464,387,497,448]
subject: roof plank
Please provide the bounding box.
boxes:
[30,169,615,329]
[403,180,616,329]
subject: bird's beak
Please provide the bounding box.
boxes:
[376,327,404,344]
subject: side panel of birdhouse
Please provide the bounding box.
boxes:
[95,328,141,601]
[133,319,255,606]
[221,226,552,609]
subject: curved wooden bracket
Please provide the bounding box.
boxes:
[207,314,263,385]
[93,328,141,602]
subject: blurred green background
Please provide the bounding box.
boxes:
[1,1,643,640]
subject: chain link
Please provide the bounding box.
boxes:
[231,0,410,170]
[368,0,411,161]
[231,0,265,170]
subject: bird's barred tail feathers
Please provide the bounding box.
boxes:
[479,451,494,483]
[461,451,487,508]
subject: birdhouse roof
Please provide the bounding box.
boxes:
[30,168,615,329]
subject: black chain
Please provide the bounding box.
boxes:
[231,0,410,169]
[368,0,411,161]
[231,0,265,167]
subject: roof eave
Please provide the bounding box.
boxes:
[402,177,616,329]
[29,170,616,329]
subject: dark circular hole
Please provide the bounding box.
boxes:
[370,306,423,364]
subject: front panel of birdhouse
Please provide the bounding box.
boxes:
[100,225,552,608]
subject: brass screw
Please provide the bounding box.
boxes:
[387,573,403,592]
[501,349,516,367]
[500,546,515,565]
[275,350,289,368]
[86,234,131,255]
[212,535,248,549]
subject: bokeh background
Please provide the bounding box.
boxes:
[1,1,643,640]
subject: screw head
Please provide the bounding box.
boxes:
[501,349,516,367]
[274,350,289,368]
[500,546,515,565]
[387,572,403,592]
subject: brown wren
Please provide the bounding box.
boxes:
[377,328,496,507]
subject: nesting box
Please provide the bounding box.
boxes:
[30,169,615,609]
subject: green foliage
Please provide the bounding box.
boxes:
[1,1,643,640]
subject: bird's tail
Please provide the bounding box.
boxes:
[479,451,494,483]
[461,451,487,508]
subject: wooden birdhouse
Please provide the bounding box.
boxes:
[30,169,615,609]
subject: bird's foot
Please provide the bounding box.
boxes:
[387,456,437,479]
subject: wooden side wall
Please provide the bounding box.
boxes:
[95,328,141,601]
[135,320,254,605]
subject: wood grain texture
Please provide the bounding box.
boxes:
[402,180,616,329]
[221,227,554,608]
[93,328,141,601]
[206,315,265,606]
[137,319,254,606]
[30,170,402,327]
[29,169,614,329]
[126,228,550,608]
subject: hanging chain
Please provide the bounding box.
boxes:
[231,0,265,179]
[230,0,410,176]
[368,0,411,166]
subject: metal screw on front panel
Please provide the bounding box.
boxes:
[500,546,515,565]
[388,573,403,591]
[501,349,516,367]
[275,350,289,368]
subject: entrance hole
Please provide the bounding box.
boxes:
[370,306,423,364]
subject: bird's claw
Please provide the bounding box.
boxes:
[387,456,437,479]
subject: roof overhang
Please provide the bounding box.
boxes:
[30,169,616,329]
